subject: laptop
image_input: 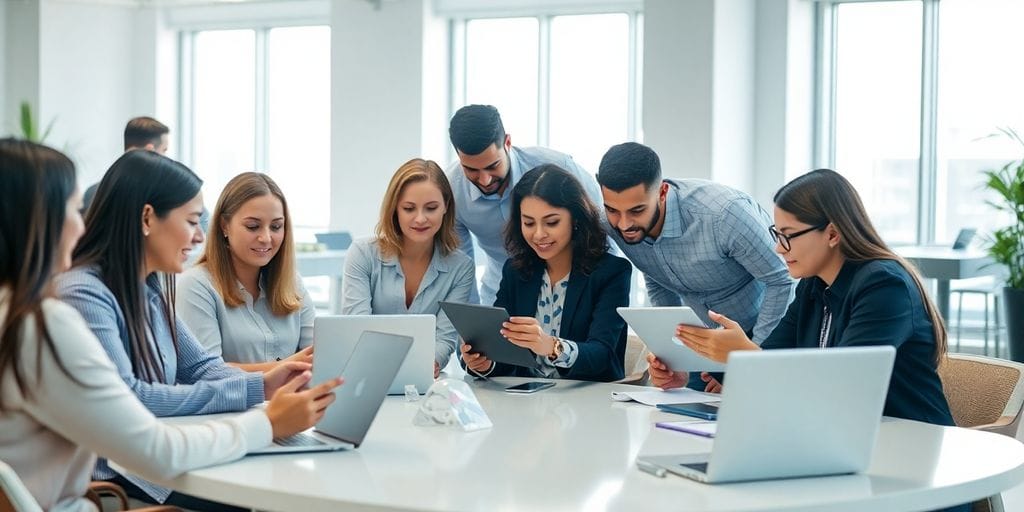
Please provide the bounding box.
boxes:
[251,330,413,454]
[637,345,895,483]
[617,306,725,372]
[314,315,434,395]
[439,301,536,368]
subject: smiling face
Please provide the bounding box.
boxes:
[519,195,573,265]
[396,179,446,246]
[223,193,285,275]
[143,192,205,275]
[457,135,512,196]
[601,182,666,244]
[772,206,840,280]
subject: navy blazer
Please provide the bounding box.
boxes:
[489,252,632,382]
[762,259,955,426]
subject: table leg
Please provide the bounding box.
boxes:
[936,279,951,322]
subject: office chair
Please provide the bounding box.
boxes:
[613,334,650,386]
[938,354,1024,512]
[314,231,353,251]
[0,460,179,512]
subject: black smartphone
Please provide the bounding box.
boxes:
[656,402,719,420]
[504,381,556,394]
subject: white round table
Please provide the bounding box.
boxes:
[150,377,1024,512]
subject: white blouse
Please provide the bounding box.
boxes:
[0,288,271,511]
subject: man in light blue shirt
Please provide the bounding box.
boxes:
[446,104,603,305]
[598,142,794,390]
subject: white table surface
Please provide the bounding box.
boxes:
[894,246,998,320]
[145,377,1024,512]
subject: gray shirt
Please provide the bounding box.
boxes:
[176,264,315,364]
[609,179,795,343]
[341,238,476,367]
[447,145,602,306]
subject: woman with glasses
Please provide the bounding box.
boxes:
[647,168,954,427]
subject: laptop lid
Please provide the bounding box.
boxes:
[249,330,413,455]
[313,315,434,395]
[311,330,413,448]
[617,307,725,372]
[439,302,536,368]
[703,346,895,483]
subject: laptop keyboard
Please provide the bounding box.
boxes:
[680,462,709,473]
[274,432,327,447]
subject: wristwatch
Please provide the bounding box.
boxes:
[547,336,564,361]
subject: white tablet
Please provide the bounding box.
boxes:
[616,306,725,372]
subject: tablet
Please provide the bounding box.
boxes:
[439,302,537,368]
[617,306,725,372]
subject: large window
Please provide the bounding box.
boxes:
[454,11,641,173]
[184,25,330,240]
[819,0,1022,245]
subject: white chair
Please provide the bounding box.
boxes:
[0,460,42,512]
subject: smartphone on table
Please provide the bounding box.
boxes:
[656,402,719,420]
[505,381,556,394]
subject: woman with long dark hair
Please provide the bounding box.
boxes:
[649,169,954,427]
[56,150,330,510]
[0,139,338,511]
[177,172,315,371]
[460,164,632,381]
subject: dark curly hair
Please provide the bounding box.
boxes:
[504,164,608,278]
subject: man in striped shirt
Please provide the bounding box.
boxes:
[597,142,794,391]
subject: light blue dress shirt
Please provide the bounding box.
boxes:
[176,264,315,364]
[447,145,602,306]
[608,179,795,343]
[55,266,263,502]
[341,238,476,367]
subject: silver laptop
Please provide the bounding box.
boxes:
[617,306,725,372]
[638,346,895,483]
[251,330,413,454]
[314,315,434,395]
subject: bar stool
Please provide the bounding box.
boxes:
[951,277,1003,357]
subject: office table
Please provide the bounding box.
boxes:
[147,377,1024,512]
[895,246,996,320]
[295,250,346,313]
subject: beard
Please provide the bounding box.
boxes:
[615,202,661,245]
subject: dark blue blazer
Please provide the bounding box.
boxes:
[762,259,955,426]
[489,252,632,382]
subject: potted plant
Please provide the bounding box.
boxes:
[983,128,1024,361]
[17,101,55,142]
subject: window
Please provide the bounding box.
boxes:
[184,25,330,240]
[454,11,641,173]
[818,0,1023,246]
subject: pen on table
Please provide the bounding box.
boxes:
[655,422,716,438]
[636,459,667,478]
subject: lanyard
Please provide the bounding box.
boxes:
[818,302,832,349]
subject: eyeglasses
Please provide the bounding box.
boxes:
[769,223,828,251]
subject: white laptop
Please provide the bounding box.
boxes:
[617,306,725,372]
[251,330,413,454]
[314,315,434,395]
[637,345,895,483]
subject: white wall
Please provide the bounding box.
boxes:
[330,0,448,237]
[710,0,756,192]
[39,0,138,187]
[753,0,815,207]
[0,1,7,134]
[3,0,42,138]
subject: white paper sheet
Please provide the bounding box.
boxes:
[610,388,721,406]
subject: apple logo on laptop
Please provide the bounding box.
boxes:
[354,378,366,397]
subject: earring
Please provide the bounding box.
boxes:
[143,230,150,237]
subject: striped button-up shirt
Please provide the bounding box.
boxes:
[56,266,263,502]
[609,179,795,343]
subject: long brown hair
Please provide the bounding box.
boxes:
[773,169,947,365]
[375,159,459,259]
[73,150,202,383]
[0,139,83,410]
[198,172,301,316]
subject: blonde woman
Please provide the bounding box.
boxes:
[177,172,315,371]
[342,158,476,378]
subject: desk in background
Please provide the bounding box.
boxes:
[146,377,1024,512]
[896,246,997,320]
[295,250,346,314]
